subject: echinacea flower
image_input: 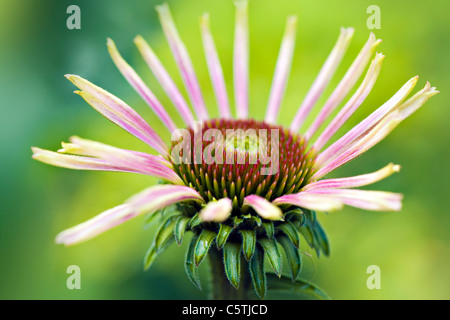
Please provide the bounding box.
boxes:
[32,0,437,300]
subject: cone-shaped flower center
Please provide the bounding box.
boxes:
[170,119,316,208]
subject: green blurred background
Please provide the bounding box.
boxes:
[1,0,449,299]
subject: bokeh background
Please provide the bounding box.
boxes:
[1,0,449,299]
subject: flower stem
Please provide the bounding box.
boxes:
[208,246,251,300]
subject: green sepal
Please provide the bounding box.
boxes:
[312,221,330,256]
[223,242,241,289]
[262,221,274,239]
[266,274,330,300]
[250,215,262,227]
[216,224,233,250]
[184,234,202,290]
[249,244,266,299]
[258,238,282,277]
[143,244,158,270]
[194,229,217,267]
[299,223,314,249]
[276,221,300,248]
[286,208,305,226]
[240,230,256,261]
[189,213,202,228]
[174,216,191,246]
[233,216,244,228]
[143,216,177,270]
[278,236,302,282]
[154,215,177,253]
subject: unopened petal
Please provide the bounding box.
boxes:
[243,194,284,221]
[199,198,232,222]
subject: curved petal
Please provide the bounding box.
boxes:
[290,27,354,132]
[312,52,384,151]
[134,35,196,127]
[156,3,209,121]
[107,38,177,133]
[304,163,400,191]
[65,75,168,155]
[200,13,232,119]
[243,194,284,221]
[199,198,232,222]
[56,185,204,246]
[308,189,403,211]
[233,0,249,119]
[273,192,343,212]
[305,33,381,140]
[265,15,298,124]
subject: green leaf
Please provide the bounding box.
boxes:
[266,274,330,300]
[216,224,233,250]
[233,216,244,228]
[240,230,256,261]
[276,221,300,248]
[258,238,282,277]
[223,242,241,289]
[278,236,302,282]
[262,221,274,239]
[189,213,202,228]
[174,216,191,246]
[249,245,266,299]
[194,229,217,266]
[185,234,202,290]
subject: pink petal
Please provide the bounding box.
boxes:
[200,13,232,119]
[304,163,400,190]
[65,75,168,155]
[265,16,298,124]
[107,38,177,133]
[290,28,354,132]
[243,194,284,221]
[233,0,249,119]
[305,33,381,140]
[199,198,232,222]
[312,52,384,151]
[156,3,209,121]
[134,35,196,127]
[273,192,343,212]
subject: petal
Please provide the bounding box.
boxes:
[59,137,183,184]
[199,198,232,222]
[305,33,381,140]
[308,189,403,211]
[290,27,354,132]
[265,15,298,124]
[312,52,385,151]
[316,76,419,166]
[156,3,209,121]
[315,83,438,178]
[65,75,168,155]
[126,185,205,215]
[134,35,196,127]
[304,163,400,190]
[243,195,284,221]
[56,204,134,246]
[107,38,177,133]
[32,147,138,173]
[200,13,232,119]
[233,0,249,119]
[56,185,204,246]
[273,192,344,212]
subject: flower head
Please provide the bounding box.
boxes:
[32,1,437,299]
